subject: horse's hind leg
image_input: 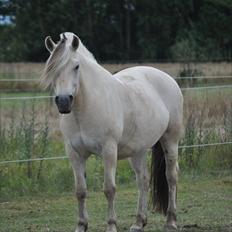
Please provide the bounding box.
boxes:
[65,143,89,232]
[160,134,179,232]
[129,152,149,232]
[102,141,118,232]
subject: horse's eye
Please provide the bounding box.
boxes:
[74,65,79,71]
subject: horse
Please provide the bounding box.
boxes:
[42,32,183,232]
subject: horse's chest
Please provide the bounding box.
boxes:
[60,116,104,155]
[72,133,103,154]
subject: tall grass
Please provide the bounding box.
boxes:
[0,62,232,77]
[0,87,231,200]
[179,89,232,173]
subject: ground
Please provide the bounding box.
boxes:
[0,174,231,232]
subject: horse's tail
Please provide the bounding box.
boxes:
[150,140,168,215]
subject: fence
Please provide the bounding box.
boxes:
[0,76,231,165]
[0,141,232,165]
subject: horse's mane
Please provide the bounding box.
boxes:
[42,32,96,88]
[78,40,97,63]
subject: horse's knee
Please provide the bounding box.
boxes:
[138,173,149,191]
[166,157,178,171]
[166,170,178,186]
[104,186,116,200]
[134,165,149,190]
[76,189,87,201]
[144,172,149,189]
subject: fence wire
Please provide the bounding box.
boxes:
[181,84,232,91]
[175,75,232,79]
[0,84,231,101]
[0,95,54,100]
[0,79,38,82]
[0,80,231,165]
[0,141,231,165]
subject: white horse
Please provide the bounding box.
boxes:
[42,32,183,232]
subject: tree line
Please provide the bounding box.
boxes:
[0,0,231,62]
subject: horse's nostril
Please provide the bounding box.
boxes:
[55,96,59,104]
[69,95,73,102]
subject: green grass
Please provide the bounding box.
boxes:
[0,86,231,200]
[0,174,231,232]
[0,91,49,97]
[0,83,231,231]
[0,91,51,110]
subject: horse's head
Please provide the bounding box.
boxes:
[42,32,80,114]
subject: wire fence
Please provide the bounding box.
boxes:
[0,79,38,82]
[0,95,53,100]
[0,84,231,101]
[0,141,231,165]
[181,84,232,91]
[174,75,232,79]
[0,79,231,165]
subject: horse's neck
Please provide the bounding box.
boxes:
[80,56,112,86]
[76,56,118,110]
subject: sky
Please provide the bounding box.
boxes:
[0,15,12,25]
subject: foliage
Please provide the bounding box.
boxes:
[0,0,231,61]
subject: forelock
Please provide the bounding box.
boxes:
[41,38,71,88]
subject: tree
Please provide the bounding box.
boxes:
[0,0,231,62]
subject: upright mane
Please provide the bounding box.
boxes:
[42,32,97,88]
[78,40,97,63]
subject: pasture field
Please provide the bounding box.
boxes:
[0,66,231,232]
[0,84,231,198]
[0,174,231,232]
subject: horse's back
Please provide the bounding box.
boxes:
[115,66,181,99]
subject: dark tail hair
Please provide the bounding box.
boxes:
[150,141,168,215]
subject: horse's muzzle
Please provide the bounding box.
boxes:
[55,95,73,114]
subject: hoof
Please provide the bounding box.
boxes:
[164,223,177,232]
[75,223,88,232]
[75,227,86,232]
[130,225,144,232]
[106,223,117,232]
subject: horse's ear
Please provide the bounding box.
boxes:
[72,35,79,50]
[45,36,56,53]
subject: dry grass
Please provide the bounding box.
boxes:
[0,62,231,78]
[1,88,231,139]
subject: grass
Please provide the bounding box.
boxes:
[0,71,231,231]
[0,92,51,111]
[0,83,231,199]
[0,92,49,97]
[0,174,231,232]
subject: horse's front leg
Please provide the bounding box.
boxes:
[129,154,149,232]
[66,143,89,232]
[102,142,118,232]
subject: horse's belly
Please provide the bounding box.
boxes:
[117,128,164,159]
[118,108,169,158]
